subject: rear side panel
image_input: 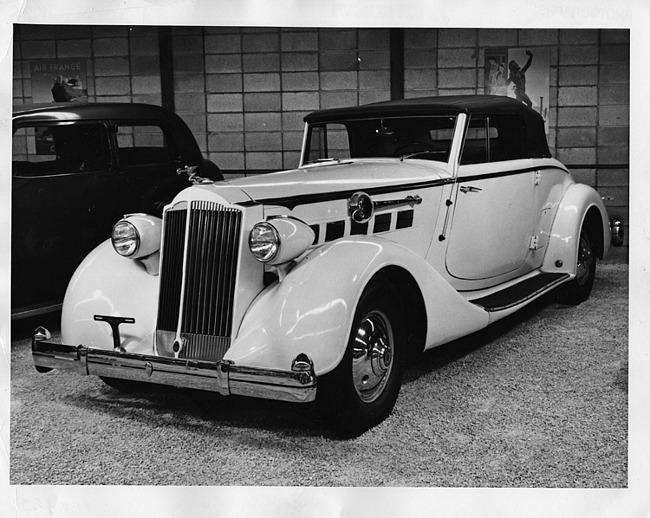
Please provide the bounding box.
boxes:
[541,182,611,275]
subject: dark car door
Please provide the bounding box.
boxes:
[109,121,192,218]
[12,122,114,315]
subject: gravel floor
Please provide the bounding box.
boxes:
[10,264,628,487]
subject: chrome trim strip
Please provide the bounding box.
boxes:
[374,194,422,210]
[236,178,454,210]
[457,164,569,183]
[32,339,316,404]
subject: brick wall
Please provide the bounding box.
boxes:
[13,25,629,259]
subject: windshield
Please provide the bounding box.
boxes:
[304,115,457,165]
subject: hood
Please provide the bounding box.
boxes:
[193,159,451,207]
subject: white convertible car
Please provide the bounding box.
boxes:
[32,95,623,436]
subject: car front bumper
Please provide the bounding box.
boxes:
[31,329,317,404]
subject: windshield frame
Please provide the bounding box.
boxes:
[299,114,460,168]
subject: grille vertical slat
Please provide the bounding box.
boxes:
[156,206,187,332]
[198,205,216,334]
[156,200,242,362]
[185,203,207,333]
[222,211,241,335]
[204,210,220,335]
[212,210,228,334]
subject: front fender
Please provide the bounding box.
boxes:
[228,237,489,375]
[542,183,611,276]
[61,240,159,354]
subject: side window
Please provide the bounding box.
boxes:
[306,125,326,162]
[12,123,111,177]
[460,115,525,165]
[488,115,526,162]
[114,124,178,167]
[460,117,489,164]
[305,124,351,163]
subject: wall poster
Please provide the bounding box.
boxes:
[485,47,550,132]
[29,59,88,103]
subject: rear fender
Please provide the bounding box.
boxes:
[542,183,610,276]
[229,237,489,375]
[61,240,159,354]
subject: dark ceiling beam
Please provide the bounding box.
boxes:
[158,27,175,112]
[390,28,405,100]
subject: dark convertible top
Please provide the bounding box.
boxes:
[305,95,551,158]
[305,95,540,121]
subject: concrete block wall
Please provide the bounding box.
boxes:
[14,25,162,105]
[13,26,629,259]
[400,28,629,260]
[185,27,391,174]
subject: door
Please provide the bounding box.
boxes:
[445,114,537,281]
[12,122,113,311]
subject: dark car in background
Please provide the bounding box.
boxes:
[12,102,222,319]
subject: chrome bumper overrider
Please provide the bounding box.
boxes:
[610,217,624,247]
[32,330,316,404]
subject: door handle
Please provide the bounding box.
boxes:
[459,185,482,193]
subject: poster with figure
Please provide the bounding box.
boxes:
[506,47,550,131]
[484,48,509,96]
[30,59,88,103]
[485,47,550,132]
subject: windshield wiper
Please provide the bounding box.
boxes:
[400,150,446,162]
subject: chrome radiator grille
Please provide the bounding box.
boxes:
[156,200,242,362]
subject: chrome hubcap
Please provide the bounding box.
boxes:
[351,309,394,403]
[576,232,593,286]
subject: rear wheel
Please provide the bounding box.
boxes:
[318,282,405,437]
[563,223,597,305]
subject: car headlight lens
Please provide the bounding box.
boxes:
[249,222,280,263]
[112,220,140,257]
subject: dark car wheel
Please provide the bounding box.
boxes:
[563,223,597,305]
[318,281,405,437]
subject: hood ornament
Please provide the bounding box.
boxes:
[177,165,213,185]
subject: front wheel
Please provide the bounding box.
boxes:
[563,223,597,305]
[318,282,405,437]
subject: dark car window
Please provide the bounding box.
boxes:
[114,124,178,167]
[305,116,457,165]
[12,123,111,177]
[460,114,526,165]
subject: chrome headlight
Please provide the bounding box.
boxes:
[249,218,315,265]
[111,214,162,259]
[112,220,139,257]
[249,222,280,263]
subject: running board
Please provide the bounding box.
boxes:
[470,273,570,312]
